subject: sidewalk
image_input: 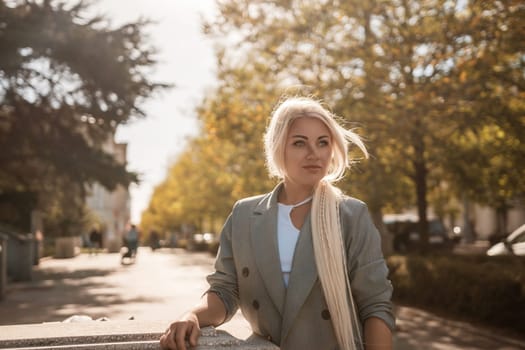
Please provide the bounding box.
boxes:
[1,248,524,349]
[394,306,525,350]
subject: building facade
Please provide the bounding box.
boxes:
[85,139,131,252]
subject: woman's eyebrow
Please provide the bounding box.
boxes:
[291,134,330,139]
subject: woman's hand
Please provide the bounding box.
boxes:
[160,292,227,349]
[160,312,200,350]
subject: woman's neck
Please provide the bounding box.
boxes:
[279,182,315,205]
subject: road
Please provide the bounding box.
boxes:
[1,248,524,349]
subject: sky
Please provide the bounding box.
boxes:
[87,1,218,223]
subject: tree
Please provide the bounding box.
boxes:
[0,0,167,233]
[142,60,280,234]
[203,0,525,247]
[443,0,525,235]
[447,125,525,235]
[145,0,525,247]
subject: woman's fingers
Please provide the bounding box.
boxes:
[160,319,200,350]
[174,322,189,350]
[188,321,201,347]
[160,320,201,350]
[159,331,173,349]
[160,324,181,350]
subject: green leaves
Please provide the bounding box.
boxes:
[141,64,280,234]
[145,0,525,238]
[0,0,165,234]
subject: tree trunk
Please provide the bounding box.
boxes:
[496,205,508,236]
[370,209,394,257]
[413,134,429,252]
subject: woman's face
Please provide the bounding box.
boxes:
[283,117,333,189]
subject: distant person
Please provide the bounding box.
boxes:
[170,232,178,248]
[89,227,102,255]
[123,224,139,260]
[34,229,44,265]
[150,230,161,251]
[160,97,394,350]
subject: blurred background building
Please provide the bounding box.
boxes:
[85,138,131,253]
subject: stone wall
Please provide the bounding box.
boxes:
[0,320,279,350]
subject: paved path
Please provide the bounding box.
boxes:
[1,248,524,349]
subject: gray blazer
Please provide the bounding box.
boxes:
[207,184,394,350]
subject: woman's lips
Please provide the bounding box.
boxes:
[303,165,322,172]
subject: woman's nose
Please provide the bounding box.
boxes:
[306,144,319,159]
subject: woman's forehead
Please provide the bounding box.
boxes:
[288,116,330,134]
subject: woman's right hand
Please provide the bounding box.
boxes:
[160,312,201,350]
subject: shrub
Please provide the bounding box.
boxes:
[387,254,525,335]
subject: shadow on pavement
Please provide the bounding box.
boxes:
[0,255,161,326]
[395,305,525,350]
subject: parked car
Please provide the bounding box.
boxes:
[384,214,457,253]
[186,232,217,252]
[486,224,525,256]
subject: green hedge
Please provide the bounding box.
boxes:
[387,254,525,335]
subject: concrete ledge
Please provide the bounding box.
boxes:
[0,320,278,349]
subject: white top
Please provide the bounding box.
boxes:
[277,196,312,287]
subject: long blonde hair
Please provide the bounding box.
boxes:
[264,96,368,349]
[312,181,362,349]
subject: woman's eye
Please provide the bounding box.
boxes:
[319,140,329,146]
[293,140,305,146]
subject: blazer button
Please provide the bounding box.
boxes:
[252,300,260,310]
[266,335,272,342]
[242,267,249,277]
[321,309,331,320]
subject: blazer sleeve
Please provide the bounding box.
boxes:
[205,204,240,323]
[342,199,396,331]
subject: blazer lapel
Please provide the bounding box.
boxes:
[280,215,318,341]
[250,184,286,316]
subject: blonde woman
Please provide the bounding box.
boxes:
[160,97,394,350]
